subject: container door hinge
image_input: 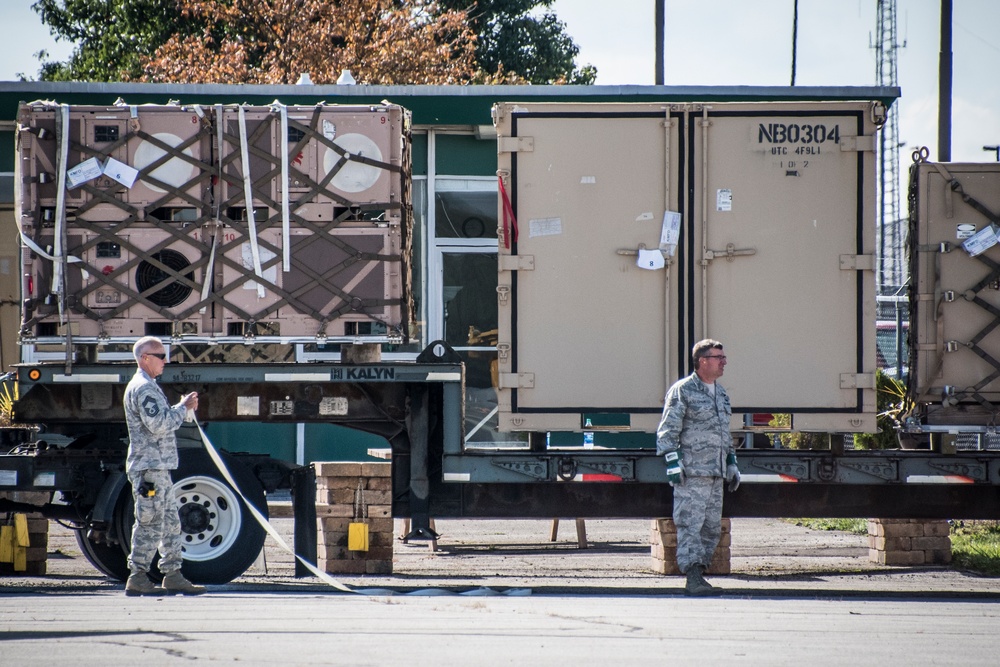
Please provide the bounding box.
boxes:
[499,255,534,271]
[839,135,876,152]
[499,136,534,153]
[840,373,876,389]
[840,254,875,271]
[498,372,534,389]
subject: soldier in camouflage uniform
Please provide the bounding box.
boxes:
[656,339,741,596]
[123,336,205,596]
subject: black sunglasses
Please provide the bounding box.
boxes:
[144,352,167,360]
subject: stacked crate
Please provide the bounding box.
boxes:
[650,518,731,575]
[868,519,951,565]
[314,461,393,574]
[0,503,48,576]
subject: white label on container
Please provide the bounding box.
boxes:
[66,157,103,188]
[580,176,596,184]
[529,217,562,238]
[237,396,260,416]
[635,211,654,221]
[0,470,16,485]
[717,189,733,212]
[637,248,665,270]
[962,225,999,257]
[319,397,349,416]
[103,157,139,188]
[957,223,976,239]
[33,472,56,487]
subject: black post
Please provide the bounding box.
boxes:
[938,0,953,162]
[790,0,799,86]
[655,0,664,85]
[291,464,317,577]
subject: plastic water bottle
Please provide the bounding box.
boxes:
[583,418,594,448]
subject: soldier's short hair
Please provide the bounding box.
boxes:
[133,336,163,362]
[692,339,723,368]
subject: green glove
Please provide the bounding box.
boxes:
[664,451,686,486]
[725,452,741,492]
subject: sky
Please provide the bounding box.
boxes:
[3,0,999,164]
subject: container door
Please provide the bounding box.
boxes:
[690,104,878,431]
[496,105,680,433]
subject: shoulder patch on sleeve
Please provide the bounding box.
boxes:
[141,394,160,418]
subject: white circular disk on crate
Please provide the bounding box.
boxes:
[323,133,383,193]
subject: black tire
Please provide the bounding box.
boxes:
[74,481,134,582]
[168,447,268,584]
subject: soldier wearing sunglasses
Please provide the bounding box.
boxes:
[122,336,204,596]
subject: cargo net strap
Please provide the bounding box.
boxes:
[19,102,410,342]
[914,161,1000,415]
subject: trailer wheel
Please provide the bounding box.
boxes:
[167,447,268,584]
[74,488,133,581]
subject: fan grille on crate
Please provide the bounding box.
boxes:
[136,249,195,308]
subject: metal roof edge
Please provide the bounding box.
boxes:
[0,80,900,101]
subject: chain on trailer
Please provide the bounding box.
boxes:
[15,100,413,369]
[908,152,1000,424]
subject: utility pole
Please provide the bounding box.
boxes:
[938,0,953,161]
[790,0,799,86]
[655,0,664,85]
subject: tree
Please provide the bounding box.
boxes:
[31,0,198,81]
[139,0,477,84]
[435,0,596,84]
[31,0,477,84]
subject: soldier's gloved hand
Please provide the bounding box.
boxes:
[725,452,741,492]
[664,451,686,487]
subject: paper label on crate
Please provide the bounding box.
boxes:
[319,396,349,416]
[716,189,733,212]
[961,224,999,257]
[323,119,336,141]
[33,472,56,487]
[65,157,102,188]
[529,217,562,238]
[659,211,682,255]
[956,223,976,240]
[636,248,665,270]
[102,157,139,188]
[237,396,260,416]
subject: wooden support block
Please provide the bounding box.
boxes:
[0,525,12,563]
[14,513,30,547]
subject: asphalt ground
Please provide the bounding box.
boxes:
[2,517,999,665]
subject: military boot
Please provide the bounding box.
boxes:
[124,572,162,596]
[162,571,207,595]
[684,565,722,597]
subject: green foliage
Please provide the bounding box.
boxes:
[31,0,200,81]
[767,413,828,450]
[951,521,1000,576]
[854,369,909,450]
[436,0,596,84]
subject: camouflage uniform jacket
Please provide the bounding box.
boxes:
[124,368,187,473]
[655,373,734,477]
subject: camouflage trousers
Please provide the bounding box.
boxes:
[672,475,724,574]
[126,469,184,575]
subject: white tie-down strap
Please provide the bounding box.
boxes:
[271,100,291,272]
[199,229,219,314]
[214,104,224,222]
[21,232,83,272]
[193,417,355,593]
[237,106,266,298]
[51,104,70,309]
[192,417,532,597]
